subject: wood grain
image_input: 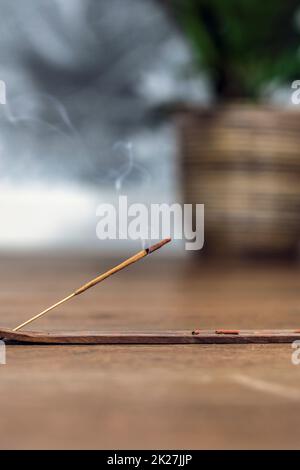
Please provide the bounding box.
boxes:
[0,255,299,449]
[2,328,300,344]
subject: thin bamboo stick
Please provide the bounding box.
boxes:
[13,238,171,332]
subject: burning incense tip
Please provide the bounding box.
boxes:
[146,238,171,254]
[13,238,171,332]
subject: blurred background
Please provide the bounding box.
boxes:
[1,1,300,451]
[0,0,300,258]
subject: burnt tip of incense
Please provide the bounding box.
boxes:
[146,238,171,254]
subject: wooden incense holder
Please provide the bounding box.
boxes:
[1,329,300,345]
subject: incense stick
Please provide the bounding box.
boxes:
[13,238,171,332]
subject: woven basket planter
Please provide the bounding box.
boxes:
[180,104,300,257]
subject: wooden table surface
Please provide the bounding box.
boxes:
[0,253,300,449]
